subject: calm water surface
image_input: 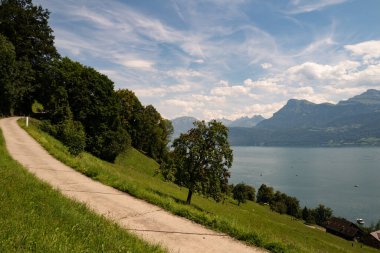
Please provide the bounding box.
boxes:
[230,146,380,225]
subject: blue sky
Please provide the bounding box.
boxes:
[34,0,380,120]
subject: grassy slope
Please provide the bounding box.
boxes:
[0,127,165,253]
[19,118,378,253]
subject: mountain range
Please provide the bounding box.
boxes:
[171,115,265,140]
[230,89,380,146]
[172,89,380,146]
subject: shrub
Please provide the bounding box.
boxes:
[257,184,274,204]
[58,119,86,156]
[232,183,256,205]
[31,100,44,113]
[88,126,131,162]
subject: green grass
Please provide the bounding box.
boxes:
[0,127,165,253]
[19,118,379,253]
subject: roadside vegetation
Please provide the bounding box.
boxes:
[0,0,172,163]
[0,127,165,253]
[20,118,379,253]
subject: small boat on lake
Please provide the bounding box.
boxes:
[356,218,365,225]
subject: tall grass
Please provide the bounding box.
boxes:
[19,118,378,253]
[0,126,165,253]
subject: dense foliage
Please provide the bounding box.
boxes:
[0,0,172,162]
[117,89,173,163]
[169,120,233,204]
[0,0,58,114]
[0,33,33,116]
[232,183,256,205]
[255,183,334,225]
[44,57,131,161]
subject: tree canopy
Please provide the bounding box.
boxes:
[170,120,233,204]
[117,89,173,163]
[0,33,34,115]
[257,184,274,204]
[0,0,58,114]
[44,57,131,161]
[232,183,256,206]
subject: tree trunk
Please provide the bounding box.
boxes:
[186,189,193,204]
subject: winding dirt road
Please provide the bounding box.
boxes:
[0,117,266,253]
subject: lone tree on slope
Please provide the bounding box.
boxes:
[171,120,233,205]
[232,183,256,206]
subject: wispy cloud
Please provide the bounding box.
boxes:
[286,0,347,14]
[35,0,380,120]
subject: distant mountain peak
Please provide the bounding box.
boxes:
[226,115,265,128]
[286,99,315,106]
[339,89,380,105]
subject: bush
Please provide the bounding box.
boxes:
[313,204,332,226]
[232,183,256,205]
[40,120,58,136]
[31,100,44,113]
[88,126,131,162]
[58,119,86,156]
[270,201,287,214]
[257,184,274,204]
[159,156,176,181]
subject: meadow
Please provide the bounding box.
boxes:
[19,118,379,253]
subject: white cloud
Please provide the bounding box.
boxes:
[345,40,380,62]
[244,78,285,94]
[72,7,116,28]
[120,59,155,70]
[242,102,285,118]
[210,85,250,97]
[193,59,205,64]
[134,83,192,97]
[219,80,229,87]
[192,94,226,104]
[286,60,361,82]
[261,63,272,69]
[167,68,204,79]
[287,0,347,14]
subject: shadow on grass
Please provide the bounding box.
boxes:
[149,189,212,214]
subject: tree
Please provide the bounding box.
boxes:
[0,33,16,115]
[45,57,130,161]
[284,196,300,218]
[117,89,173,163]
[0,0,59,113]
[302,206,315,224]
[232,183,256,205]
[313,204,333,226]
[171,120,233,204]
[0,33,34,115]
[0,0,57,65]
[257,184,274,204]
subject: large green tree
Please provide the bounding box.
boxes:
[257,184,274,204]
[45,57,130,161]
[0,33,33,115]
[0,0,58,113]
[117,89,173,163]
[0,34,16,115]
[171,120,233,204]
[313,204,332,226]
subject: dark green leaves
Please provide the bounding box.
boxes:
[170,120,233,204]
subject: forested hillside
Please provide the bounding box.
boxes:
[0,0,172,162]
[229,89,380,146]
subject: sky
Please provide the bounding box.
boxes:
[34,0,380,120]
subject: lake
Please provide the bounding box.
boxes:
[230,146,380,225]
